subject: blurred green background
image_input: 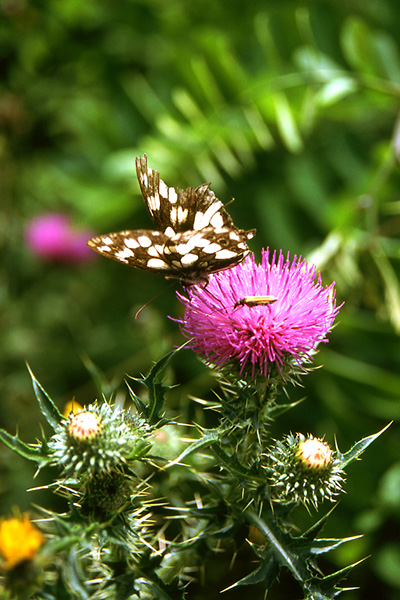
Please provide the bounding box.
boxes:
[1,0,400,598]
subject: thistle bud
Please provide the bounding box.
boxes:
[48,403,152,479]
[81,469,134,518]
[264,433,345,510]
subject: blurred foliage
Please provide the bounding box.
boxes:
[1,0,400,598]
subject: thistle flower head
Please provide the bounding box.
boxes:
[25,213,95,264]
[177,249,340,380]
[0,513,44,570]
[68,411,101,440]
[62,398,83,417]
[48,403,152,478]
[297,437,333,469]
[264,433,345,510]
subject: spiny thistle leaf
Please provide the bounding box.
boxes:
[306,557,368,598]
[115,574,183,600]
[338,423,391,469]
[308,535,363,555]
[211,444,264,483]
[222,553,278,591]
[44,535,86,556]
[243,508,362,598]
[300,506,363,556]
[127,344,188,426]
[27,363,63,430]
[63,546,91,600]
[267,397,305,418]
[166,427,221,468]
[0,429,49,465]
[245,509,309,582]
[302,505,338,542]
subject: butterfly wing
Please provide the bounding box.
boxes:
[135,155,236,234]
[86,230,175,276]
[86,225,255,283]
[163,226,255,283]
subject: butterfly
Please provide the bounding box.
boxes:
[86,155,256,285]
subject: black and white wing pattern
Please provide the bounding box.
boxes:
[87,155,255,285]
[135,154,236,233]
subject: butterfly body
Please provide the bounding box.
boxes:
[87,155,255,285]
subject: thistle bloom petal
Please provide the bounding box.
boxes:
[177,249,340,377]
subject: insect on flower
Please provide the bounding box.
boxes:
[87,155,256,285]
[234,295,278,308]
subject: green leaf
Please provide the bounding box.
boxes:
[309,535,363,556]
[272,92,303,153]
[222,554,278,591]
[166,427,221,468]
[338,423,391,469]
[372,251,400,334]
[211,443,264,483]
[323,350,400,397]
[81,354,116,399]
[0,429,49,465]
[26,363,63,430]
[341,16,400,83]
[316,77,358,107]
[127,343,188,426]
[307,558,367,598]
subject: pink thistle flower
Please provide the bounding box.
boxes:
[177,249,341,378]
[25,213,95,264]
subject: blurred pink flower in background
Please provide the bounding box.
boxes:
[25,213,95,264]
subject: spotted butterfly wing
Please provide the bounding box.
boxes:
[135,155,236,233]
[87,155,255,285]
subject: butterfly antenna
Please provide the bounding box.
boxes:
[134,282,177,319]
